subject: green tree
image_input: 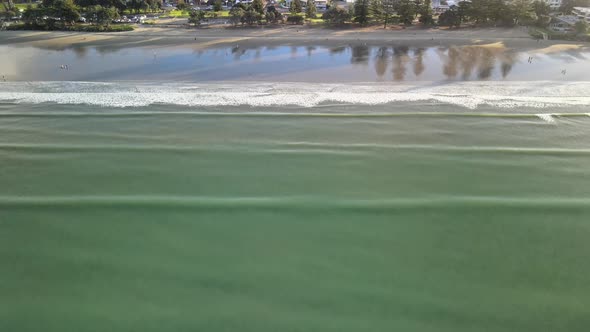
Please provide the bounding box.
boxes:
[1,0,17,25]
[370,0,396,28]
[290,0,302,13]
[468,0,514,26]
[22,5,47,26]
[532,0,550,16]
[467,0,486,23]
[1,0,16,12]
[140,0,149,12]
[438,6,460,27]
[322,5,350,24]
[531,1,550,26]
[129,0,148,13]
[150,0,163,11]
[575,20,589,34]
[510,0,534,25]
[492,0,515,26]
[396,0,416,25]
[188,9,206,25]
[456,0,470,22]
[252,0,264,14]
[0,0,18,25]
[229,6,244,25]
[89,5,118,26]
[242,7,259,24]
[353,0,369,24]
[41,0,58,8]
[53,0,81,26]
[305,0,316,18]
[266,5,282,22]
[418,0,434,25]
[213,0,222,11]
[176,0,188,11]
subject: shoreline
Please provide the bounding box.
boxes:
[2,26,586,51]
[1,26,588,83]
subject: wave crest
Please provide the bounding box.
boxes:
[1,81,589,109]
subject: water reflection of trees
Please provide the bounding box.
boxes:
[329,46,346,55]
[72,46,88,59]
[374,47,389,78]
[351,45,370,65]
[436,45,517,80]
[368,44,523,81]
[392,46,410,81]
[413,48,425,77]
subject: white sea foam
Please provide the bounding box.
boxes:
[0,81,589,109]
[536,113,555,123]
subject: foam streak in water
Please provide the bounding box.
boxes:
[536,113,555,123]
[1,195,590,210]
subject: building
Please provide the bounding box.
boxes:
[285,0,332,8]
[572,7,590,22]
[545,0,562,10]
[314,0,327,9]
[549,15,577,32]
[431,0,450,14]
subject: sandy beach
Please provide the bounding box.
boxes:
[1,25,589,83]
[1,25,585,51]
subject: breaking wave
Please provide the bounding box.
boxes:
[1,81,590,109]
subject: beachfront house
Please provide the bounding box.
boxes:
[544,0,562,10]
[431,0,450,14]
[549,15,577,32]
[572,7,590,23]
[314,0,328,9]
[284,0,331,8]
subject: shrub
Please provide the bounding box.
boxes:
[322,6,350,24]
[213,0,222,11]
[287,14,304,24]
[188,9,207,25]
[229,7,244,25]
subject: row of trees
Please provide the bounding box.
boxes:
[349,0,590,29]
[288,0,320,18]
[1,0,18,21]
[18,0,130,29]
[192,0,590,29]
[212,0,323,26]
[350,0,435,27]
[437,0,561,28]
[14,0,168,29]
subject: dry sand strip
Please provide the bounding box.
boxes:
[1,26,587,51]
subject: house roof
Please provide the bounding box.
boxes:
[551,15,579,25]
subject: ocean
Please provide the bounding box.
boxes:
[1,43,590,331]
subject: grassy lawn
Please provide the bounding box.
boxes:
[307,17,324,24]
[165,9,230,18]
[166,9,190,17]
[210,10,230,18]
[15,3,34,10]
[0,3,35,12]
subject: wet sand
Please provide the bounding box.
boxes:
[1,26,589,82]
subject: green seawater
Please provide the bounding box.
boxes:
[1,103,590,331]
